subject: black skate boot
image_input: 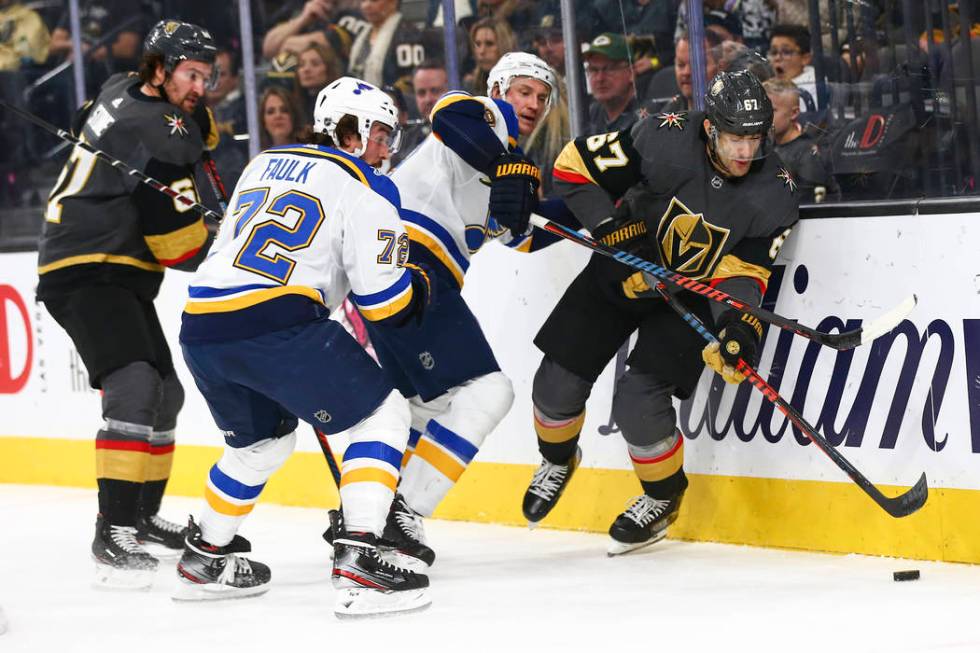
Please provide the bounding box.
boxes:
[135,513,187,557]
[607,491,685,556]
[522,446,582,527]
[92,515,159,590]
[322,508,343,547]
[173,517,271,601]
[332,530,431,618]
[380,493,435,570]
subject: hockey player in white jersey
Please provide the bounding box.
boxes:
[323,53,580,569]
[175,78,433,617]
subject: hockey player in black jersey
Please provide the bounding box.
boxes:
[523,71,799,555]
[36,19,218,588]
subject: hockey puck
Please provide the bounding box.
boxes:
[893,570,920,582]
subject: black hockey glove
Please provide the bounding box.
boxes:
[702,311,764,384]
[489,152,540,235]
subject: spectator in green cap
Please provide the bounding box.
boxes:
[583,32,638,134]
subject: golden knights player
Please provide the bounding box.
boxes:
[523,71,799,554]
[36,20,218,587]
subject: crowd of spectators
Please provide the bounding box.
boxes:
[0,0,979,243]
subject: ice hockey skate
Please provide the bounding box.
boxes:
[135,513,187,558]
[379,493,435,570]
[332,530,430,618]
[522,446,582,527]
[173,517,270,601]
[91,515,159,590]
[607,492,685,556]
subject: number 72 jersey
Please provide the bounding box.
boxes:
[181,145,417,343]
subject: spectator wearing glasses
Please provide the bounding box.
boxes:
[767,24,816,112]
[583,32,638,134]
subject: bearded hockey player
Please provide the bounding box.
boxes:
[523,70,799,554]
[36,19,218,588]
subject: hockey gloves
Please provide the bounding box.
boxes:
[489,153,540,235]
[702,311,764,384]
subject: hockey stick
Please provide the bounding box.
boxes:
[0,101,225,223]
[653,283,928,518]
[528,213,917,351]
[312,427,342,487]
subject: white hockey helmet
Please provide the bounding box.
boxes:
[487,52,559,119]
[313,76,402,157]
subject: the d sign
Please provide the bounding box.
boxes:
[0,284,32,394]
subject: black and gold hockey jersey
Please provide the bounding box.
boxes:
[553,109,798,307]
[37,73,209,300]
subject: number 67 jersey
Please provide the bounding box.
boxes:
[180,144,418,344]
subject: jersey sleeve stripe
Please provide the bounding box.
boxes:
[184,285,324,314]
[401,209,469,286]
[144,218,209,266]
[429,91,475,121]
[350,269,415,322]
[553,142,597,185]
[708,254,771,294]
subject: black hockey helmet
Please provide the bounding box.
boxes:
[144,20,218,75]
[703,70,773,137]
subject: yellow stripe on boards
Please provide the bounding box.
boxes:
[1,436,978,563]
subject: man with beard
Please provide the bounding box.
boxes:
[36,20,218,589]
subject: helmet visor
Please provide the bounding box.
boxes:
[368,122,402,155]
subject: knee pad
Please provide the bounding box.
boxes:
[612,370,677,449]
[154,372,185,433]
[408,392,453,435]
[430,371,513,448]
[532,357,592,420]
[348,390,412,452]
[101,361,163,432]
[219,430,297,487]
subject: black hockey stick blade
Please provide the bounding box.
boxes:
[529,213,916,351]
[876,472,929,518]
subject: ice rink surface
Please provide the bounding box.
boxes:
[1,484,978,653]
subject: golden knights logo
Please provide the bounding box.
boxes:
[164,112,188,137]
[777,167,797,192]
[656,197,729,279]
[657,111,687,130]
[163,21,181,36]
